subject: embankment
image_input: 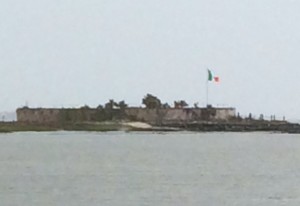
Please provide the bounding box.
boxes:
[1,121,300,133]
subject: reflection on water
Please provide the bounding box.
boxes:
[0,132,300,205]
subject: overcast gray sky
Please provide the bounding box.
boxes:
[1,0,300,119]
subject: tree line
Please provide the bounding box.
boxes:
[92,94,193,110]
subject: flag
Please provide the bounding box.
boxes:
[208,69,220,82]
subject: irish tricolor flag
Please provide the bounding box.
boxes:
[208,69,220,82]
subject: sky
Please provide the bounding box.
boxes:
[1,0,300,120]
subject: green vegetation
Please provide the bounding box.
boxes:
[0,122,136,133]
[62,122,124,132]
[142,94,162,109]
[0,123,58,133]
[174,100,188,108]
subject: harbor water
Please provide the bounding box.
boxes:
[0,131,300,205]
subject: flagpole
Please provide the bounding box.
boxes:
[206,69,209,107]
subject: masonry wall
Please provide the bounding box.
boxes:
[125,108,235,124]
[124,108,156,123]
[215,109,236,120]
[16,108,61,124]
[17,107,236,125]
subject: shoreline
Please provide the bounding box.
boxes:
[1,121,300,133]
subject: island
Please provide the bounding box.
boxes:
[0,94,299,133]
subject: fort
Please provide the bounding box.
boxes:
[14,105,300,133]
[16,94,235,126]
[16,106,236,125]
[6,94,299,133]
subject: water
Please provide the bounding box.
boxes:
[0,131,300,205]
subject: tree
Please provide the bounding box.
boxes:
[194,102,199,108]
[162,103,171,109]
[80,105,90,109]
[142,94,162,109]
[105,99,116,110]
[118,100,128,110]
[96,104,104,110]
[174,100,188,109]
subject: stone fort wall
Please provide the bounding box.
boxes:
[16,107,236,125]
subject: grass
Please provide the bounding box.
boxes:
[0,122,129,133]
[0,123,59,133]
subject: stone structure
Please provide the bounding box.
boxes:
[17,108,62,124]
[17,107,236,125]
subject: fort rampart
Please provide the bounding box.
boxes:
[16,107,236,126]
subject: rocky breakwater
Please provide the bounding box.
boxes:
[161,119,300,133]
